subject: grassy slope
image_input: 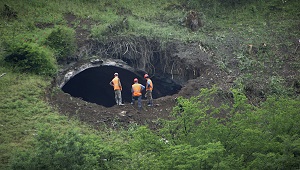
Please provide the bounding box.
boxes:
[0,67,126,169]
[0,0,299,169]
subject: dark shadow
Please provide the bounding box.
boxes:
[62,66,181,107]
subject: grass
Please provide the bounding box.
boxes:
[0,0,299,168]
[0,69,43,167]
[0,66,127,169]
[0,68,54,167]
[2,0,298,47]
[0,75,129,169]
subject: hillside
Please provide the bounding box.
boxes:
[1,0,300,169]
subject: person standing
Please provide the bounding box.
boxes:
[144,74,153,106]
[131,78,145,109]
[109,73,124,106]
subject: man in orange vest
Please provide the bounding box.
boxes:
[131,78,145,109]
[109,73,124,106]
[144,74,153,106]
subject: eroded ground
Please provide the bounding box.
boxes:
[47,72,228,130]
[46,13,299,131]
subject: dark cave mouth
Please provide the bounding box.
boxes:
[61,65,182,107]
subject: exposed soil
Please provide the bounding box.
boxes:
[45,13,233,131]
[46,12,299,131]
[47,43,232,130]
[47,72,227,130]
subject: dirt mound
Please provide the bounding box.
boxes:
[47,88,177,130]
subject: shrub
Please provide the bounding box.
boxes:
[129,126,165,153]
[159,87,300,169]
[5,42,57,75]
[10,127,124,170]
[45,26,77,61]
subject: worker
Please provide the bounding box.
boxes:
[144,74,153,106]
[131,78,145,109]
[109,73,124,106]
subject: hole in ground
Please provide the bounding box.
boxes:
[62,66,182,107]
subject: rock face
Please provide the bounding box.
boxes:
[58,58,128,88]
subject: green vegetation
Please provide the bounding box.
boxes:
[45,26,77,61]
[10,127,124,170]
[159,88,300,169]
[4,42,57,75]
[0,0,299,169]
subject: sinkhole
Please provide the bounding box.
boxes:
[62,65,182,107]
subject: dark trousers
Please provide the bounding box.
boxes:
[132,95,142,108]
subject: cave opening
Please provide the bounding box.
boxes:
[62,66,182,107]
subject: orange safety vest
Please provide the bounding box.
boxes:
[112,77,121,90]
[146,78,153,91]
[132,83,142,96]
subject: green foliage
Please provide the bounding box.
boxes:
[157,87,300,169]
[129,126,165,153]
[160,142,225,170]
[0,70,126,170]
[45,26,77,61]
[163,87,231,145]
[0,70,51,169]
[4,42,57,75]
[91,18,129,38]
[1,0,300,169]
[268,75,292,96]
[233,73,294,105]
[10,127,124,170]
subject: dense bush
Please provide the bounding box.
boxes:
[4,42,57,75]
[161,88,300,169]
[126,87,300,169]
[45,26,77,61]
[10,127,124,170]
[9,86,300,169]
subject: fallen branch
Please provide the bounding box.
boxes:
[0,73,6,78]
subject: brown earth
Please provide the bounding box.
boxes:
[44,13,233,131]
[46,12,299,131]
[47,73,227,130]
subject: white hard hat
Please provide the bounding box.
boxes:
[114,73,118,76]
